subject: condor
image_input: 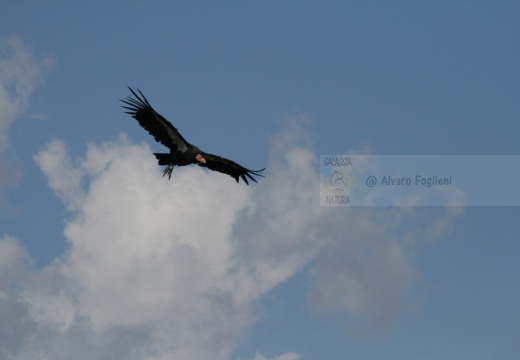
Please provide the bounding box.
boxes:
[121,87,265,185]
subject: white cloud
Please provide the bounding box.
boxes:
[0,234,29,289]
[0,119,462,359]
[0,34,52,193]
[33,138,85,212]
[307,205,464,337]
[307,208,418,336]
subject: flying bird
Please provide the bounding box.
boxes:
[121,87,265,185]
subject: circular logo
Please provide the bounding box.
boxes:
[323,169,353,194]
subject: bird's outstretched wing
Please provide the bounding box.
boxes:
[121,87,190,153]
[199,153,265,185]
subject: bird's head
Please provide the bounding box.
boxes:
[196,154,206,164]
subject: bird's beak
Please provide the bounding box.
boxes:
[196,154,206,164]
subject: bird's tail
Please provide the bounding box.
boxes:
[153,153,171,166]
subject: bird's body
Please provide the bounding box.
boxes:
[121,87,265,184]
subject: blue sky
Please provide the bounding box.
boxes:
[1,2,519,359]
